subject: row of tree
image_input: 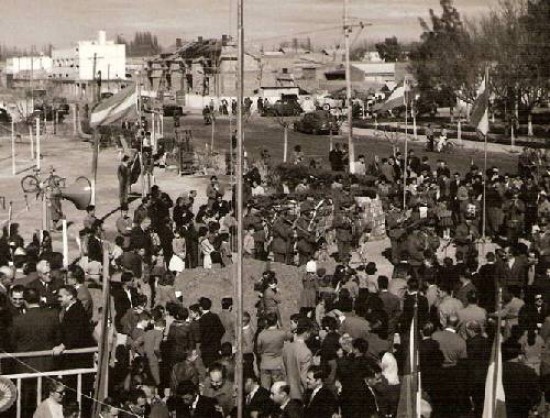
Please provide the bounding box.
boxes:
[409,0,550,121]
[115,32,162,57]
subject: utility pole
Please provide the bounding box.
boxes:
[92,53,98,103]
[30,45,35,114]
[344,0,355,173]
[236,0,245,417]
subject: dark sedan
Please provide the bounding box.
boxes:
[293,110,339,135]
[262,99,302,117]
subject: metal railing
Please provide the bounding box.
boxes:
[0,347,98,418]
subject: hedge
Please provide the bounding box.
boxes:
[352,121,550,148]
[271,163,378,198]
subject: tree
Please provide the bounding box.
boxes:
[475,0,550,134]
[409,0,486,106]
[375,37,404,62]
[128,31,162,57]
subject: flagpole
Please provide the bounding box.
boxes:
[403,77,408,210]
[236,0,245,417]
[414,292,420,418]
[492,287,503,416]
[482,67,489,243]
[344,0,355,173]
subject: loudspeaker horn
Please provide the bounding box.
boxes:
[54,176,92,210]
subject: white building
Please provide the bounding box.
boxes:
[51,31,126,81]
[5,55,53,75]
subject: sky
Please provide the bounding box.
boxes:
[1,0,497,51]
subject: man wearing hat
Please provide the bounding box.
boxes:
[295,202,317,266]
[503,189,525,245]
[386,203,407,264]
[271,209,294,264]
[332,200,354,262]
[243,203,263,231]
[455,215,480,264]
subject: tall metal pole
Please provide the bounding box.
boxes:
[236,0,245,417]
[11,119,16,175]
[482,67,489,241]
[403,79,408,210]
[344,0,355,172]
[35,117,41,171]
[30,46,34,114]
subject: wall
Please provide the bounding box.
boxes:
[78,42,126,81]
[51,48,79,80]
[6,56,53,75]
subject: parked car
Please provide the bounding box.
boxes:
[163,104,184,117]
[315,95,343,110]
[52,97,70,115]
[0,108,12,123]
[262,99,303,117]
[293,110,339,135]
[33,104,65,122]
[100,92,114,100]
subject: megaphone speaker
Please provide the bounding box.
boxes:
[55,176,92,210]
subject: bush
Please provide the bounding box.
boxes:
[352,121,550,148]
[271,163,378,199]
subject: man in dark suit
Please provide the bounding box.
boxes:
[270,382,304,418]
[11,287,61,373]
[54,285,95,409]
[244,373,275,418]
[130,216,153,262]
[475,252,498,311]
[8,284,26,320]
[28,259,62,307]
[198,297,225,368]
[356,364,382,418]
[465,320,491,417]
[400,278,429,335]
[112,271,140,332]
[172,380,223,418]
[303,365,339,418]
[378,275,401,337]
[54,285,94,367]
[86,222,103,263]
[67,265,93,320]
[495,245,528,291]
[502,340,541,418]
[10,288,62,418]
[419,322,444,400]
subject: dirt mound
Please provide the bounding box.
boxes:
[174,259,335,326]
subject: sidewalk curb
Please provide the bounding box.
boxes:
[346,126,522,155]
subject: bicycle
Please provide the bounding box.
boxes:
[21,166,66,198]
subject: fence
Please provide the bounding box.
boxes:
[0,347,98,418]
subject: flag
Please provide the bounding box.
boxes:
[379,79,410,112]
[396,300,421,418]
[482,330,506,418]
[90,84,138,128]
[470,76,489,136]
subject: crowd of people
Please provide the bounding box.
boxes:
[1,137,550,418]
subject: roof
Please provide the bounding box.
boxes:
[351,62,396,75]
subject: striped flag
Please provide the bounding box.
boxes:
[90,84,138,128]
[379,79,410,112]
[396,299,421,418]
[482,330,506,418]
[470,76,489,136]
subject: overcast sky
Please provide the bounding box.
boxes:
[1,0,497,50]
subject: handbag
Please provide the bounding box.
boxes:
[168,254,185,272]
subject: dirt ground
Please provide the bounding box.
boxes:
[0,112,497,323]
